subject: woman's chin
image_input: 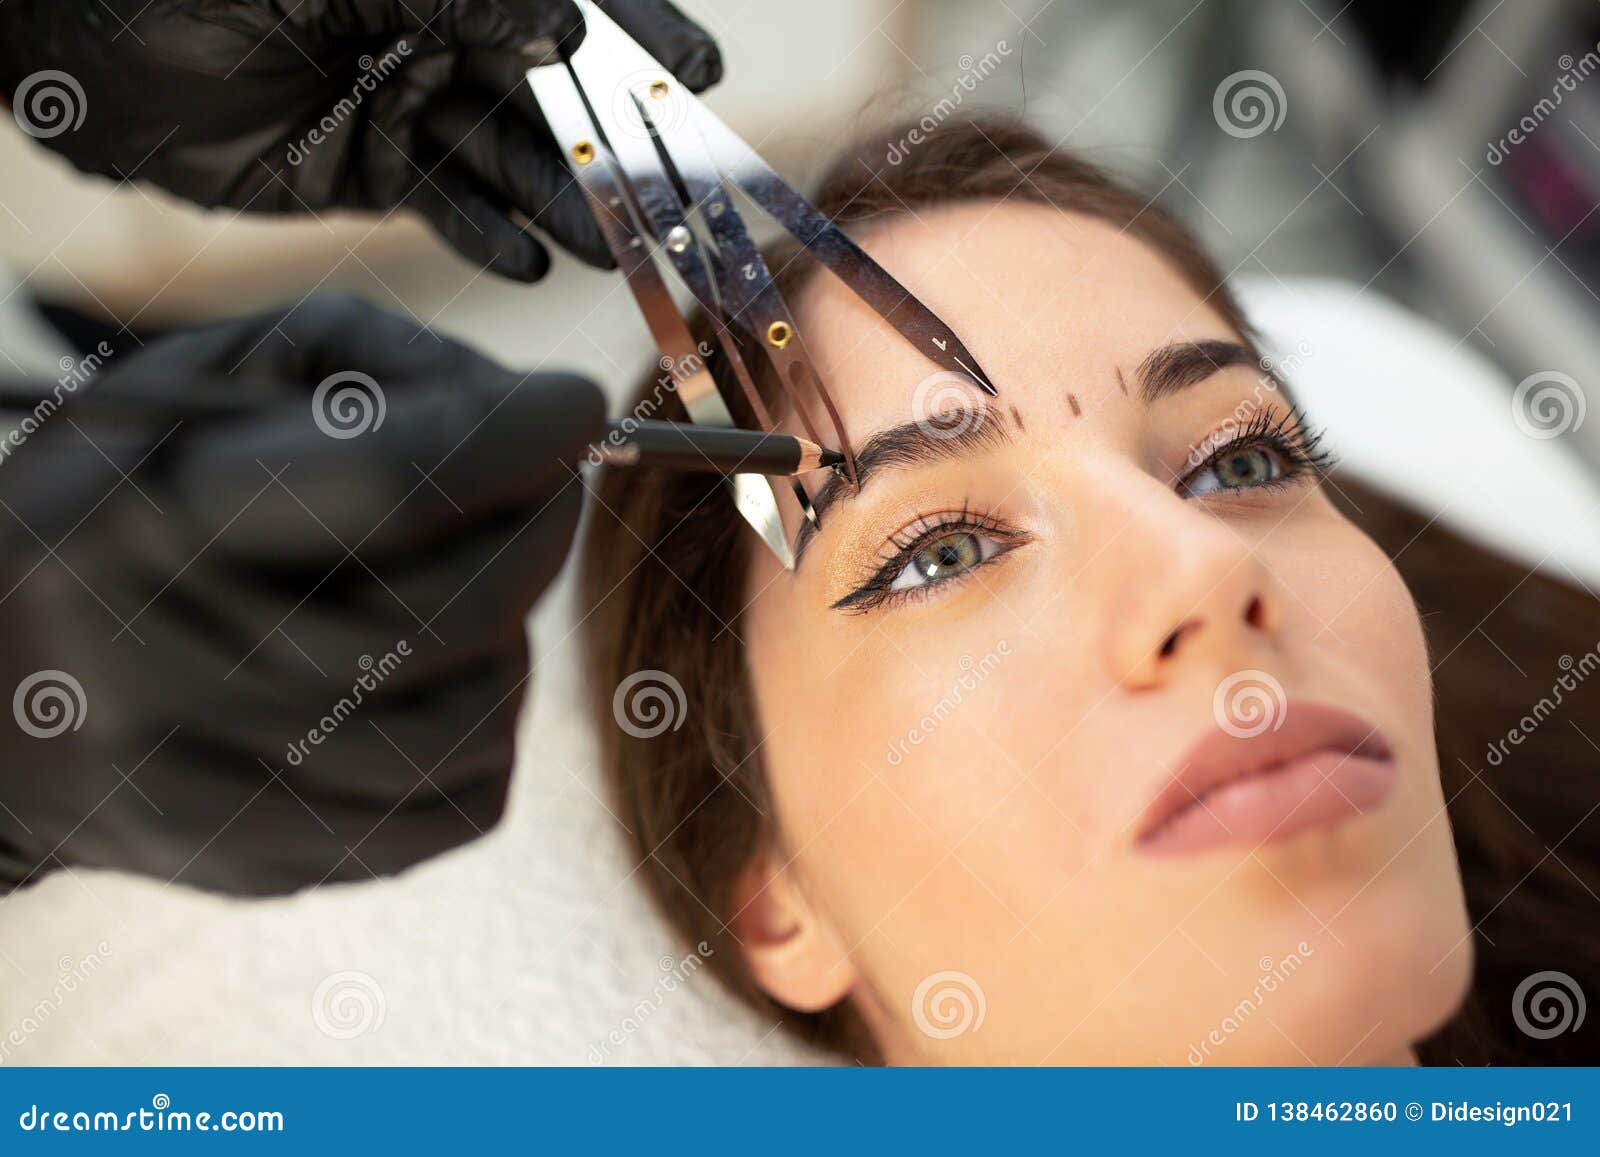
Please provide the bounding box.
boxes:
[885,828,1474,1066]
[1176,858,1473,1066]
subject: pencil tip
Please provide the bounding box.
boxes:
[819,448,846,467]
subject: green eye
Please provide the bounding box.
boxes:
[1215,447,1275,487]
[1186,445,1283,496]
[1177,406,1333,503]
[890,530,986,591]
[832,509,1032,614]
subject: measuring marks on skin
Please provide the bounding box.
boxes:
[1004,368,1127,432]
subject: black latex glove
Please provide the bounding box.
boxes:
[0,295,603,894]
[0,0,722,281]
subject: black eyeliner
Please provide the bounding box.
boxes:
[831,404,1333,616]
[831,504,1027,613]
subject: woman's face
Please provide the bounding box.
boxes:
[738,201,1472,1065]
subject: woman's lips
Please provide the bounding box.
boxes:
[1134,701,1397,857]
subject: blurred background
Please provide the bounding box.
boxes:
[4,0,1598,466]
[2,0,1598,1065]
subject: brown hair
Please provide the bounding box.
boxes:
[579,115,1600,1064]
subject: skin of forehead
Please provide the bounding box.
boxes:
[785,201,1236,442]
[761,201,1238,554]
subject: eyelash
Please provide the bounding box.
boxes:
[832,405,1336,614]
[830,503,1028,614]
[1178,405,1335,496]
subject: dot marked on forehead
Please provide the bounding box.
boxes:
[1010,405,1026,432]
[1115,367,1129,395]
[1067,393,1082,418]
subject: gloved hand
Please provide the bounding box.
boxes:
[0,0,722,281]
[0,294,603,894]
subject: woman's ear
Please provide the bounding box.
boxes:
[730,845,857,1012]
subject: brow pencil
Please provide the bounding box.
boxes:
[1,383,843,477]
[590,419,843,476]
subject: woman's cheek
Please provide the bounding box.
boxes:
[1292,518,1433,722]
[754,594,1025,835]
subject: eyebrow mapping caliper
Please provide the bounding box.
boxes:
[526,0,996,568]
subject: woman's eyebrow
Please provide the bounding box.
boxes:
[794,405,1012,564]
[791,339,1271,566]
[1135,339,1259,402]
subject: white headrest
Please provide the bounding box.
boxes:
[1234,276,1600,588]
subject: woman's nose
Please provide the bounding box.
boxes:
[1096,491,1283,690]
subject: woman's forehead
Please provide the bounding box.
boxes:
[790,201,1233,431]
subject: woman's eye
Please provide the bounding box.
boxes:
[1184,445,1284,496]
[887,529,999,592]
[832,514,1031,614]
